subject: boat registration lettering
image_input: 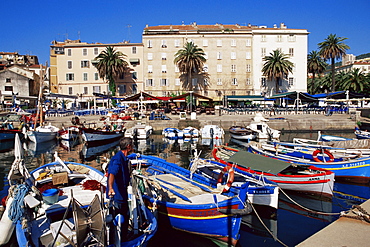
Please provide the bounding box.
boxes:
[342,161,365,168]
[308,177,319,181]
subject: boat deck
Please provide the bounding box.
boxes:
[297,199,370,246]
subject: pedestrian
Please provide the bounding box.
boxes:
[106,137,137,242]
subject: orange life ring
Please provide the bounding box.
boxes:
[217,166,235,192]
[312,149,334,162]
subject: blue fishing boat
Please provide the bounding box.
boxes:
[248,143,370,184]
[162,127,184,139]
[0,134,157,246]
[130,154,252,246]
[354,127,370,139]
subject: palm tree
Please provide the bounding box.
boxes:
[318,34,350,92]
[94,46,128,96]
[262,49,294,94]
[307,50,327,88]
[174,41,207,91]
[340,68,367,93]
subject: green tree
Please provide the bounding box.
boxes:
[318,34,350,92]
[94,46,128,96]
[307,50,327,92]
[340,68,367,92]
[262,49,294,94]
[174,41,208,91]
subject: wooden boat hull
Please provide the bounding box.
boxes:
[229,126,255,141]
[81,128,124,143]
[58,126,80,140]
[214,146,335,197]
[133,155,250,246]
[0,129,23,142]
[27,130,57,143]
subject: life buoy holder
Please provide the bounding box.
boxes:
[217,166,235,192]
[312,149,334,162]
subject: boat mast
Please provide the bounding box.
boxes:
[35,65,44,126]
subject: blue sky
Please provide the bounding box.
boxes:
[2,0,369,64]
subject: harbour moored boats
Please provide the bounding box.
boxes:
[200,124,224,139]
[26,123,59,143]
[131,154,252,246]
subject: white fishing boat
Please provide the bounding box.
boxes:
[81,127,124,143]
[162,127,184,139]
[200,125,224,139]
[247,113,280,141]
[229,125,255,141]
[125,124,153,139]
[26,123,59,143]
[58,126,80,140]
[182,126,199,138]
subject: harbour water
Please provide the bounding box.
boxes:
[0,130,369,246]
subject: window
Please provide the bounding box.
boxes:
[277,35,282,42]
[83,73,88,81]
[67,49,71,56]
[246,64,251,72]
[132,47,137,54]
[261,78,266,87]
[161,40,167,48]
[217,78,222,85]
[161,65,167,73]
[162,91,167,97]
[94,48,99,55]
[175,65,179,73]
[232,78,238,85]
[246,52,251,59]
[147,53,153,60]
[132,72,137,79]
[66,73,74,81]
[288,34,295,42]
[192,78,197,87]
[231,39,236,47]
[132,84,137,94]
[203,40,208,47]
[148,65,153,73]
[231,52,236,60]
[147,40,152,48]
[261,35,266,42]
[217,40,222,47]
[5,78,11,83]
[95,73,99,80]
[204,90,208,96]
[68,87,73,95]
[161,53,167,60]
[83,48,87,56]
[289,78,294,86]
[232,91,236,96]
[146,79,154,87]
[289,48,294,57]
[81,60,89,68]
[203,64,208,72]
[231,64,236,72]
[174,39,180,47]
[246,39,251,46]
[204,52,208,59]
[217,52,222,60]
[161,79,168,86]
[261,48,266,57]
[93,86,101,93]
[84,87,88,94]
[118,85,126,94]
[5,86,13,91]
[246,78,251,85]
[68,61,72,69]
[175,78,180,86]
[217,64,222,73]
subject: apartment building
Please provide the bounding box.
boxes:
[50,39,144,103]
[50,22,308,102]
[142,23,308,99]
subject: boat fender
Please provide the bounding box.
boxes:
[312,149,334,162]
[217,166,235,192]
[0,196,15,245]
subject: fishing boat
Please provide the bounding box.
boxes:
[200,125,224,139]
[248,143,370,184]
[0,134,157,246]
[213,145,335,197]
[318,131,354,142]
[229,126,255,141]
[125,124,153,139]
[162,127,184,139]
[354,127,370,139]
[81,127,124,143]
[189,157,279,212]
[182,126,199,138]
[0,128,23,142]
[130,154,252,246]
[246,113,280,141]
[26,123,60,143]
[58,126,80,140]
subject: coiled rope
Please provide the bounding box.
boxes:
[9,184,30,223]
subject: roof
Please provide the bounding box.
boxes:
[310,91,369,99]
[268,91,317,102]
[224,150,291,175]
[226,95,274,101]
[170,92,213,101]
[122,92,162,101]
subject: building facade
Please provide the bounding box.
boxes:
[50,39,144,104]
[49,23,308,102]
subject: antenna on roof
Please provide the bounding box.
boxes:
[126,24,132,42]
[78,31,81,40]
